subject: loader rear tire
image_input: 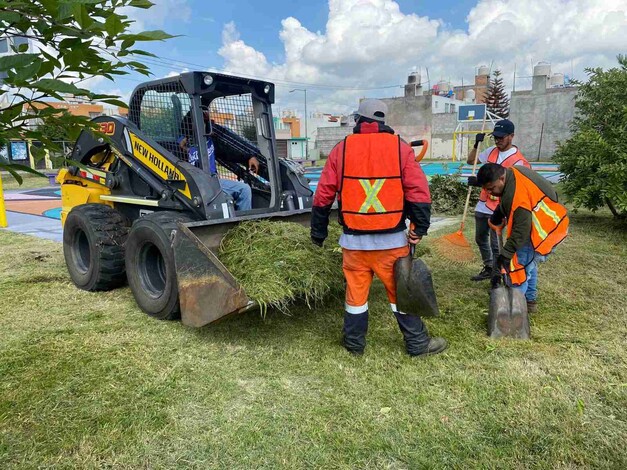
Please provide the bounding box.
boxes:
[63,204,129,291]
[125,211,191,321]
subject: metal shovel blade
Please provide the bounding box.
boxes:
[393,250,439,317]
[488,285,530,339]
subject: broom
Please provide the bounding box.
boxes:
[433,111,488,264]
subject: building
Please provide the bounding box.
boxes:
[316,63,578,161]
[509,62,578,160]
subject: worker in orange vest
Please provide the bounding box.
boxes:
[476,163,569,312]
[467,119,530,282]
[311,99,447,357]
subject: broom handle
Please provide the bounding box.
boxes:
[458,110,488,231]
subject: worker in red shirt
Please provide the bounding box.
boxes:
[311,99,447,357]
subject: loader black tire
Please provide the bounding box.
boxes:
[125,211,191,321]
[63,204,129,291]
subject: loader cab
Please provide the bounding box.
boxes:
[127,72,284,214]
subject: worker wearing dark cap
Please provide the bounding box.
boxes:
[466,119,531,285]
[311,99,447,357]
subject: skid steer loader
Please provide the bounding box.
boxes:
[59,72,315,327]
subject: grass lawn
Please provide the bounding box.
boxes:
[0,211,626,468]
[1,172,55,191]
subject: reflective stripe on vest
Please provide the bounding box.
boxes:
[479,147,531,211]
[506,168,569,285]
[339,133,404,232]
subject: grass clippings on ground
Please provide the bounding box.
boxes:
[0,211,626,468]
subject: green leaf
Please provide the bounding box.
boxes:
[101,98,128,108]
[2,161,47,178]
[104,14,126,36]
[13,58,43,82]
[0,164,24,185]
[127,49,157,58]
[30,145,47,161]
[72,4,94,29]
[32,78,89,95]
[0,53,40,71]
[120,30,176,41]
[0,105,23,124]
[128,0,154,8]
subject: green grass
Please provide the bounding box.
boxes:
[1,171,55,191]
[0,212,626,468]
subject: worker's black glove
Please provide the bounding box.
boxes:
[475,133,485,144]
[311,236,324,247]
[496,254,511,273]
[467,175,479,187]
[489,210,505,226]
[491,273,502,288]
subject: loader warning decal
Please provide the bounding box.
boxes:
[128,132,192,199]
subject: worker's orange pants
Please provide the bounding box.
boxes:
[342,245,409,314]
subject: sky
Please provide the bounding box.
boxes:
[94,0,627,117]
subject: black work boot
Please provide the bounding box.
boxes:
[342,310,368,355]
[394,312,431,356]
[471,264,492,281]
[412,337,449,357]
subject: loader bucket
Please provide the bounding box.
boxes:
[172,209,314,328]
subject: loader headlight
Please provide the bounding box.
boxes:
[203,75,214,86]
[263,84,271,94]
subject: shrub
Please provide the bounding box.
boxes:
[429,173,479,215]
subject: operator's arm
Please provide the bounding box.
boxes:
[310,142,342,243]
[400,142,431,237]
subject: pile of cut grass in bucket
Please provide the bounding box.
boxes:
[219,220,345,314]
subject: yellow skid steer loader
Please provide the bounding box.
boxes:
[59,72,314,327]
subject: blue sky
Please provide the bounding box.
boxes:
[100,0,627,114]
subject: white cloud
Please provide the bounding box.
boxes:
[123,0,192,31]
[217,0,627,114]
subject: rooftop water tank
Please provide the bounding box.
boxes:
[550,73,564,87]
[534,61,551,77]
[407,72,421,85]
[478,65,490,76]
[465,89,476,103]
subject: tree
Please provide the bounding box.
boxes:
[0,0,174,184]
[485,69,509,118]
[553,55,627,218]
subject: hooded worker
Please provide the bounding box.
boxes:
[310,99,447,357]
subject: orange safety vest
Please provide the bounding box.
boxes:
[479,146,531,211]
[506,168,569,285]
[339,133,404,232]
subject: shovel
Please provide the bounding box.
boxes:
[394,241,439,317]
[488,232,530,339]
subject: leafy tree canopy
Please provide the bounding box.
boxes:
[554,55,627,218]
[0,0,174,184]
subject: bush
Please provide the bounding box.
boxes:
[554,55,627,218]
[429,173,479,215]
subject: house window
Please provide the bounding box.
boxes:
[445,103,450,113]
[450,104,455,113]
[434,101,438,109]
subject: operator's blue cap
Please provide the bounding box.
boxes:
[492,119,515,137]
[176,135,186,145]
